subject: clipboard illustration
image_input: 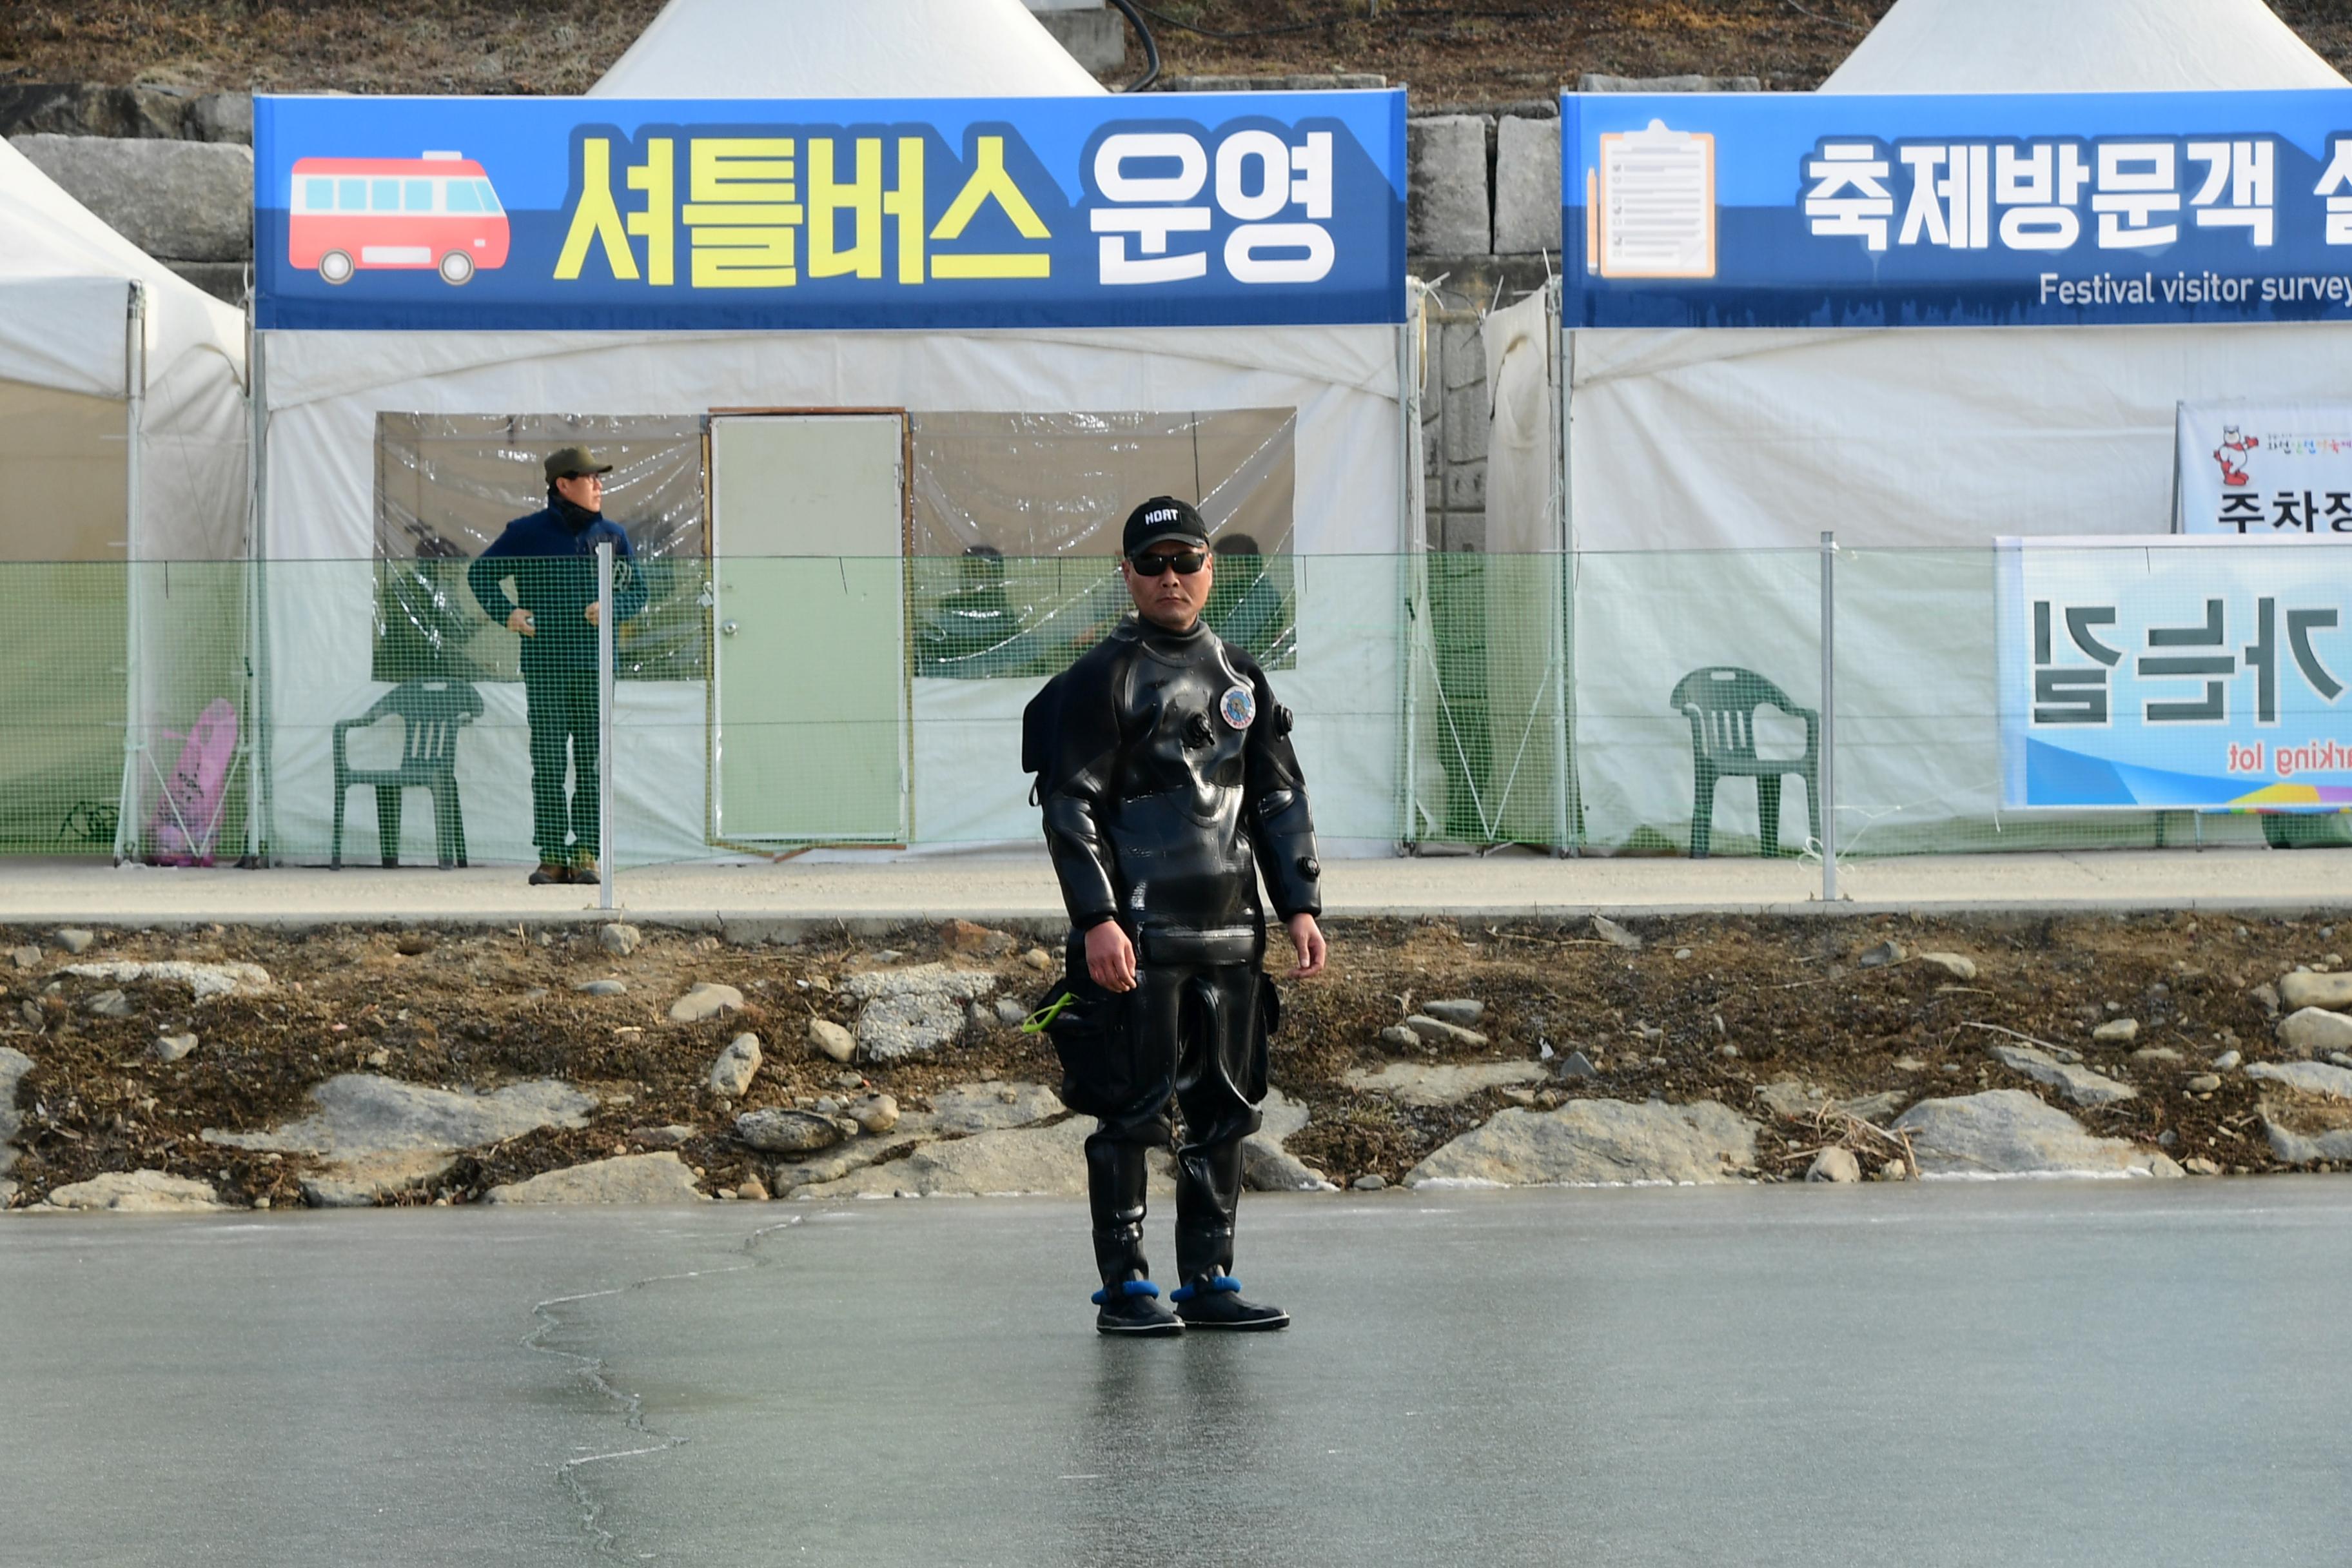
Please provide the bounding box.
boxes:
[1592,119,1717,279]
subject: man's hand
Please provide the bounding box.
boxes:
[1284,913,1328,980]
[1084,920,1138,993]
[507,608,535,636]
[584,602,602,627]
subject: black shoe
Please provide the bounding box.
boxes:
[1093,1280,1183,1337]
[1172,1276,1289,1331]
[567,855,600,885]
[527,861,569,886]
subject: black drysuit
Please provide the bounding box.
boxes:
[1025,613,1321,1293]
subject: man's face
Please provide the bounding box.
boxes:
[555,472,604,511]
[1121,540,1213,631]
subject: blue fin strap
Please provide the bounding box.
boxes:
[1170,1277,1242,1304]
[1091,1279,1161,1304]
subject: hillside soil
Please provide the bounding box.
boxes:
[8,3,2351,106]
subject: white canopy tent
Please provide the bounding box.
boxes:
[255,8,1418,868]
[591,0,1108,98]
[1562,0,2352,857]
[0,137,248,857]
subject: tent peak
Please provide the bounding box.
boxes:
[1820,0,2350,93]
[592,0,1110,99]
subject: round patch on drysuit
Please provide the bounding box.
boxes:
[1219,684,1257,730]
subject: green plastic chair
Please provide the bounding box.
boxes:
[331,680,482,869]
[1670,666,1820,859]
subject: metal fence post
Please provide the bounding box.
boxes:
[1819,530,1838,902]
[596,540,615,912]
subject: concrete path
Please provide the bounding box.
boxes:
[5,1183,2350,1567]
[3,844,2347,929]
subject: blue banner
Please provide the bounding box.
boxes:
[255,92,1405,331]
[1562,90,2352,329]
[1997,536,2352,812]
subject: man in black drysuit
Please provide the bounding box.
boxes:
[467,447,646,885]
[1024,496,1328,1336]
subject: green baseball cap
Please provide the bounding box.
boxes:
[544,446,614,483]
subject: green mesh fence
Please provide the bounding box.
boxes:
[5,547,2342,869]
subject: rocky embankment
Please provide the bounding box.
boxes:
[6,911,2351,1213]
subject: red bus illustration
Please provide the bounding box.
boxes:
[288,152,510,286]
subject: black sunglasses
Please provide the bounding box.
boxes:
[1130,549,1208,577]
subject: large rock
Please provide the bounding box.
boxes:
[707,1033,763,1097]
[2262,1117,2352,1164]
[765,1081,1062,1190]
[61,959,269,1001]
[2277,1007,2352,1056]
[1492,113,1561,256]
[1405,1099,1759,1188]
[1243,1087,1335,1191]
[45,1170,224,1213]
[2278,971,2352,1012]
[844,965,997,1061]
[203,1073,596,1207]
[1407,114,1491,255]
[1344,1061,1547,1108]
[0,84,251,142]
[1579,74,1763,93]
[669,981,745,1023]
[10,135,253,261]
[1893,1090,2181,1179]
[795,1115,1098,1199]
[1402,1015,1489,1048]
[485,1153,707,1205]
[734,1108,843,1156]
[2246,1060,2352,1100]
[1986,1043,2137,1108]
[807,1017,856,1063]
[0,1046,34,1190]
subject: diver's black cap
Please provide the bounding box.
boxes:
[1121,496,1210,559]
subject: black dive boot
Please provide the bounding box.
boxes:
[1086,1135,1181,1336]
[1172,1273,1289,1330]
[1173,1135,1288,1329]
[1094,1277,1183,1336]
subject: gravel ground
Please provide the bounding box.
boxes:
[6,908,2349,1208]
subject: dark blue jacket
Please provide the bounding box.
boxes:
[467,500,647,675]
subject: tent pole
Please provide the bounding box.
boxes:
[246,326,273,865]
[1549,285,1573,858]
[113,280,146,865]
[596,540,615,911]
[1820,529,1839,901]
[1395,284,1426,852]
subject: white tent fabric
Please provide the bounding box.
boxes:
[259,323,1408,866]
[0,136,248,561]
[2,135,250,862]
[1822,0,2349,94]
[1568,3,2350,856]
[592,0,1108,98]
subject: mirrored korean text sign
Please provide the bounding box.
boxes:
[1997,536,2352,810]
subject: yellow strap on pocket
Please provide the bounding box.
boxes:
[1019,992,1075,1034]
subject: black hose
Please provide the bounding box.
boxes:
[1106,0,1163,92]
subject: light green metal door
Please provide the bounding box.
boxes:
[710,414,907,844]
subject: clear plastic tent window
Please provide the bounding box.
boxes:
[906,409,1297,678]
[373,413,709,683]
